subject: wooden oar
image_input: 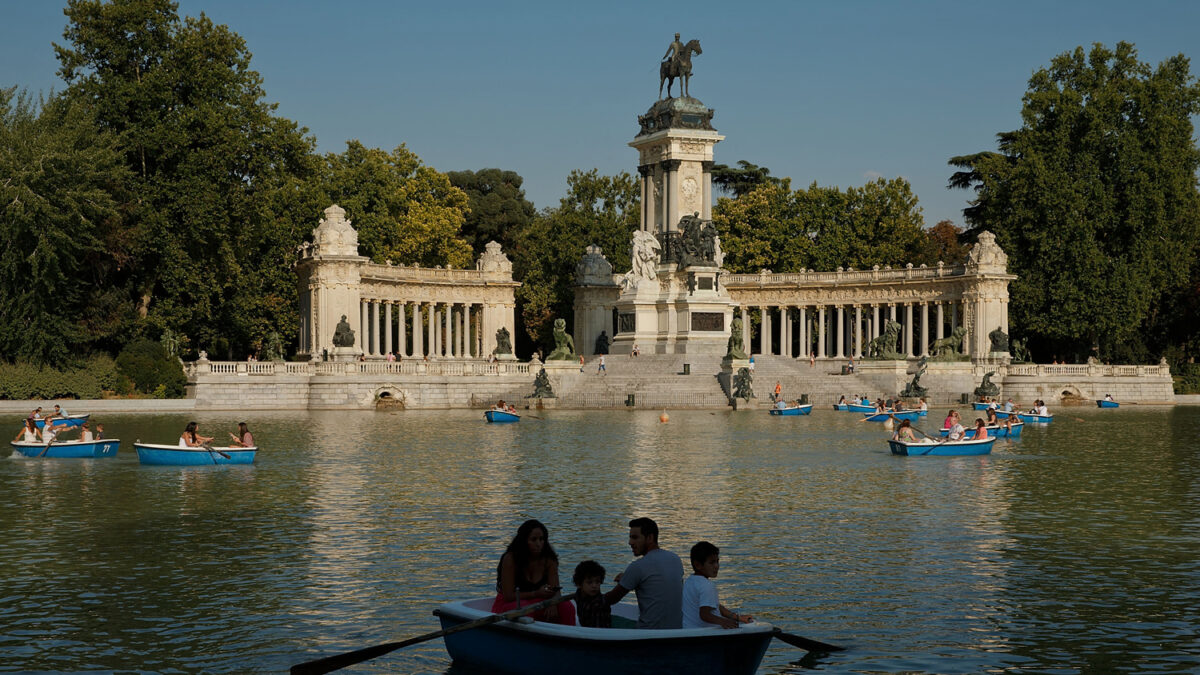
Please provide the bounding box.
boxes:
[291,592,577,675]
[201,443,231,461]
[772,627,845,652]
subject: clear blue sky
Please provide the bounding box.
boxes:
[4,1,1199,227]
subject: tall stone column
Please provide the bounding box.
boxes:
[920,302,929,356]
[443,304,451,357]
[799,307,807,357]
[936,302,944,341]
[781,306,791,357]
[427,303,435,358]
[905,303,915,357]
[817,306,826,359]
[741,306,750,354]
[854,305,862,358]
[459,305,467,358]
[701,160,714,220]
[872,305,880,339]
[638,165,652,232]
[758,306,766,355]
[384,302,392,357]
[889,303,897,323]
[360,301,367,356]
[411,303,422,357]
[664,159,682,231]
[397,302,407,357]
[836,306,845,358]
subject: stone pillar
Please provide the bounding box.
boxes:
[890,303,897,323]
[665,159,681,231]
[936,302,944,342]
[384,302,392,357]
[920,302,929,356]
[427,303,435,358]
[872,305,880,339]
[741,306,750,355]
[359,301,367,356]
[701,161,714,220]
[638,165,652,232]
[443,304,452,357]
[836,306,845,358]
[397,302,407,357]
[459,305,467,358]
[905,303,915,358]
[799,307,807,358]
[817,306,826,359]
[854,305,862,358]
[781,307,791,357]
[758,306,766,355]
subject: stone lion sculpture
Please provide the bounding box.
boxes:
[866,320,903,360]
[930,326,968,361]
[546,318,576,360]
[623,230,661,291]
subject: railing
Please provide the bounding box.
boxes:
[1006,364,1170,377]
[723,263,970,287]
[186,360,533,378]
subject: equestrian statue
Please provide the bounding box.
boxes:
[660,33,703,99]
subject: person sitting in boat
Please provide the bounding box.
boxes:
[603,517,684,629]
[80,422,94,442]
[14,418,38,443]
[46,404,68,422]
[682,541,753,629]
[29,407,42,420]
[492,519,575,625]
[945,411,966,440]
[986,398,999,410]
[1036,400,1049,416]
[774,398,787,410]
[972,418,989,440]
[837,395,847,406]
[39,419,60,444]
[891,419,919,443]
[229,422,254,448]
[874,399,886,413]
[919,398,928,413]
[572,560,611,628]
[985,408,999,426]
[179,421,214,448]
[1104,393,1115,402]
[94,424,104,440]
[1004,398,1015,412]
[893,399,905,412]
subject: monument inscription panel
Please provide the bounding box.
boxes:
[690,312,724,332]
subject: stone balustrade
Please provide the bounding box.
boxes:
[186,359,532,378]
[723,261,966,286]
[1006,363,1169,377]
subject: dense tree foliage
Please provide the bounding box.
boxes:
[447,168,536,256]
[714,177,930,273]
[710,160,785,198]
[949,42,1200,362]
[511,170,638,350]
[0,88,129,364]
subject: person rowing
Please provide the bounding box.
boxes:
[891,419,919,442]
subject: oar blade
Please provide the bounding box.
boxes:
[773,627,845,652]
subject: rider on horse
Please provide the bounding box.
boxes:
[663,32,685,72]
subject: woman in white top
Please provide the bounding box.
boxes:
[179,421,214,448]
[14,419,38,443]
[80,422,94,443]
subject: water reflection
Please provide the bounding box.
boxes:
[0,407,1197,673]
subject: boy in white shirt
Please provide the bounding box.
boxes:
[682,541,753,629]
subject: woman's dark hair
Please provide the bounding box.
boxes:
[898,419,911,429]
[504,519,557,572]
[573,560,605,586]
[185,421,198,442]
[238,422,250,436]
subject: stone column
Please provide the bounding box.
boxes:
[872,305,880,339]
[397,302,407,357]
[359,301,367,355]
[427,303,435,358]
[854,305,862,358]
[905,303,915,357]
[664,159,681,231]
[781,306,791,357]
[799,307,807,358]
[936,302,944,342]
[459,305,467,358]
[384,302,392,357]
[817,306,826,359]
[443,304,452,357]
[890,303,897,323]
[836,306,845,358]
[638,165,652,232]
[740,306,750,354]
[701,160,714,220]
[920,302,929,356]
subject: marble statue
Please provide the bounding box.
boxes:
[332,315,356,348]
[547,318,576,360]
[623,230,662,291]
[1011,338,1029,364]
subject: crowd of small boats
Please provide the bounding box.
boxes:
[10,410,257,465]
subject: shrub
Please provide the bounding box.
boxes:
[0,360,103,400]
[1173,363,1200,395]
[116,339,186,398]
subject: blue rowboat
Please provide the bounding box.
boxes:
[917,410,928,417]
[993,410,1014,419]
[485,409,520,423]
[863,410,920,422]
[33,414,89,430]
[1018,413,1054,423]
[434,597,776,675]
[889,437,995,456]
[972,402,993,411]
[833,404,848,411]
[846,403,875,413]
[769,404,813,416]
[10,439,119,458]
[939,421,1023,438]
[134,443,256,465]
[1097,400,1119,408]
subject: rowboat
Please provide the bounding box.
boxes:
[33,414,90,429]
[485,409,520,423]
[889,437,996,456]
[10,439,119,458]
[134,443,256,465]
[993,410,1015,419]
[769,404,813,416]
[1097,400,1119,408]
[1018,413,1054,423]
[939,421,1023,438]
[434,598,775,675]
[972,402,995,411]
[833,404,848,411]
[863,410,920,422]
[846,403,875,413]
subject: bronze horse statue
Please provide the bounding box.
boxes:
[660,39,702,99]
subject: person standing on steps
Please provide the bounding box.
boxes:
[597,354,606,375]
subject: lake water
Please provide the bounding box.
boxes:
[1,406,1198,674]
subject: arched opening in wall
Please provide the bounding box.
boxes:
[1058,386,1084,405]
[375,387,405,411]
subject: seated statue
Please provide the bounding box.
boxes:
[332,315,356,348]
[532,368,554,398]
[726,316,748,360]
[989,327,1010,353]
[547,318,576,360]
[494,327,513,355]
[594,330,611,355]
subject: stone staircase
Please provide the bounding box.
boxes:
[738,356,909,409]
[548,354,730,409]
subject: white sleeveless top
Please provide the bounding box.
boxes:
[179,436,190,448]
[23,429,37,442]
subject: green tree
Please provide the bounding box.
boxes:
[809,177,926,271]
[710,160,784,198]
[949,42,1200,361]
[447,168,536,256]
[712,179,814,273]
[55,0,317,358]
[913,220,969,266]
[512,169,638,350]
[318,142,473,268]
[0,88,129,364]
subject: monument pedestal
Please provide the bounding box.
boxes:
[610,265,734,356]
[331,346,359,363]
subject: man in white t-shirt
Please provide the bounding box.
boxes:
[603,517,683,629]
[682,541,753,629]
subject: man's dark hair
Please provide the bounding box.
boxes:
[690,541,719,566]
[629,517,658,540]
[573,559,606,586]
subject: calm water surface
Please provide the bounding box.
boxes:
[1,406,1198,673]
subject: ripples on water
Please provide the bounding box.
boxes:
[1,407,1198,673]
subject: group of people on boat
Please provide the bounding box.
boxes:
[492,400,518,414]
[492,518,753,631]
[178,421,254,448]
[13,405,104,444]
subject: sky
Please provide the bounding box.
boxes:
[3,0,1200,228]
